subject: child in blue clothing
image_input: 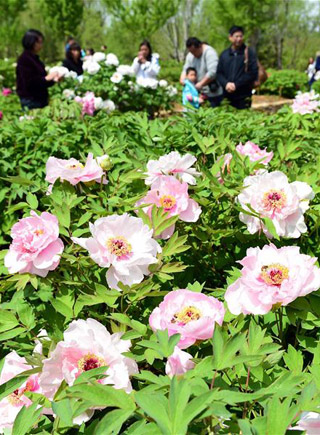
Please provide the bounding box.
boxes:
[182,67,204,109]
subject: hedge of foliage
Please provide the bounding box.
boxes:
[0,95,320,434]
[260,69,308,98]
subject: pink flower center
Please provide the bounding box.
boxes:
[260,263,289,286]
[67,163,84,170]
[107,236,132,257]
[171,306,202,325]
[78,353,105,372]
[159,195,176,211]
[262,189,287,212]
[8,379,35,406]
[34,229,44,236]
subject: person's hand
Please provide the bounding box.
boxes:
[226,82,236,93]
[186,94,193,102]
[45,71,59,82]
[138,51,146,64]
[195,82,202,91]
[199,96,205,104]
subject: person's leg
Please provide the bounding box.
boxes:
[20,98,44,110]
[230,97,252,110]
[207,95,224,108]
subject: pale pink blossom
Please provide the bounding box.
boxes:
[236,141,273,164]
[72,213,161,290]
[2,88,12,96]
[136,176,201,239]
[39,318,138,424]
[4,211,64,277]
[75,92,103,116]
[292,91,320,114]
[46,152,107,187]
[149,289,225,349]
[292,412,320,434]
[166,347,195,377]
[0,351,41,431]
[145,151,200,185]
[238,171,314,238]
[225,244,320,315]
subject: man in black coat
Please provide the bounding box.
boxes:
[217,26,258,109]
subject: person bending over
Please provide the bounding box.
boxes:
[217,25,258,109]
[132,40,160,79]
[180,37,222,108]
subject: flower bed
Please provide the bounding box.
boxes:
[0,98,320,433]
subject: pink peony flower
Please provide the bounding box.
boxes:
[2,88,12,96]
[149,289,225,349]
[72,213,161,290]
[4,211,64,277]
[0,351,41,431]
[45,152,107,188]
[166,346,195,377]
[39,318,138,423]
[292,412,320,434]
[145,151,200,186]
[136,176,201,239]
[225,244,320,315]
[292,91,320,114]
[236,141,273,165]
[238,170,314,238]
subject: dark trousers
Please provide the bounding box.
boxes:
[207,95,224,108]
[226,95,252,110]
[20,98,47,110]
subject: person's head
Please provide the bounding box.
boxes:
[101,45,107,51]
[309,57,314,64]
[186,37,203,58]
[229,26,244,48]
[22,29,44,53]
[186,67,197,84]
[86,48,94,56]
[67,42,81,62]
[139,40,152,61]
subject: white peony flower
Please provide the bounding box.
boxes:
[83,60,101,75]
[49,66,70,78]
[159,79,168,87]
[116,64,134,76]
[102,99,116,113]
[136,77,158,89]
[92,52,106,62]
[63,89,75,99]
[105,53,119,67]
[110,72,123,83]
[167,85,178,96]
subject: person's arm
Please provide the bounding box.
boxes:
[234,48,258,89]
[216,54,228,89]
[196,48,219,90]
[144,56,160,78]
[18,59,56,90]
[180,54,192,85]
[131,57,140,75]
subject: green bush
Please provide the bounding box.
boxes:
[159,59,182,84]
[260,69,308,98]
[0,58,16,89]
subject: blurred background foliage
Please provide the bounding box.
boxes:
[0,0,319,72]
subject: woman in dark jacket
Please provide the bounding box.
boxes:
[62,42,83,76]
[16,29,58,109]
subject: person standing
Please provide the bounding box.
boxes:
[16,29,59,110]
[63,42,83,76]
[132,40,160,79]
[217,26,258,109]
[180,37,222,108]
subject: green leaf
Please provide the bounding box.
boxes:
[26,192,38,209]
[12,403,42,435]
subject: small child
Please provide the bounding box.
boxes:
[182,67,204,109]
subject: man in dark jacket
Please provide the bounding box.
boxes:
[217,26,258,109]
